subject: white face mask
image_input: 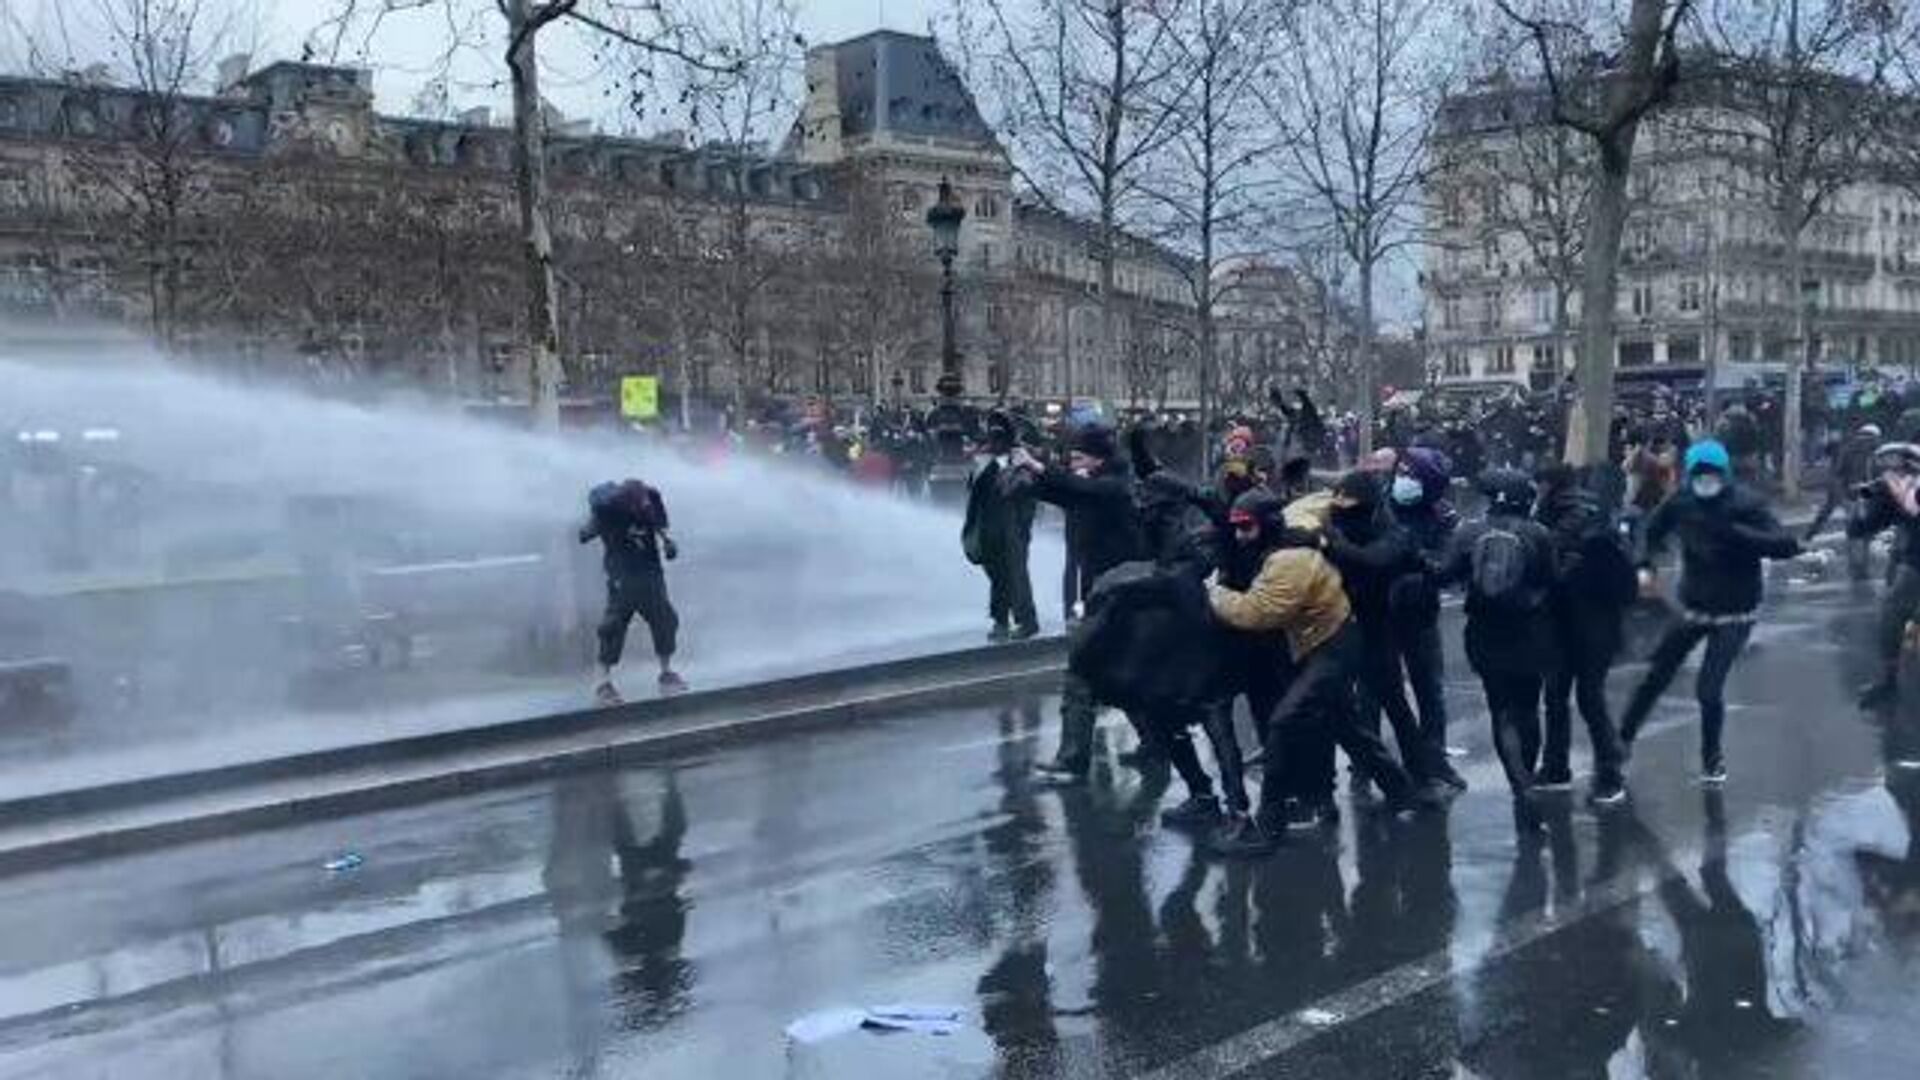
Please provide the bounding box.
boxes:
[1690,473,1726,500]
[1390,475,1424,506]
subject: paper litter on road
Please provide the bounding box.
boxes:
[1296,1007,1342,1027]
[862,1004,964,1035]
[785,1008,868,1044]
[787,1004,966,1042]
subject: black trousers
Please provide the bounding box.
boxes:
[1543,652,1625,785]
[597,570,679,667]
[1619,618,1754,768]
[984,533,1037,630]
[1479,670,1544,797]
[1139,705,1217,802]
[1399,620,1455,777]
[1356,620,1437,783]
[1257,624,1411,827]
[1048,670,1160,778]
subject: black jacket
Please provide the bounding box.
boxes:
[1325,507,1422,627]
[1641,485,1800,617]
[1031,458,1145,595]
[1440,513,1561,675]
[580,485,669,579]
[961,458,1034,564]
[1536,482,1635,660]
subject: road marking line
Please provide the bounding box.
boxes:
[1132,852,1691,1080]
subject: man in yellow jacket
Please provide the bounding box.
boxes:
[1206,488,1421,856]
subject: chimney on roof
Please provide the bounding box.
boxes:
[217,53,252,92]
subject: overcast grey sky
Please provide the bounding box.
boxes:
[5,1,939,128]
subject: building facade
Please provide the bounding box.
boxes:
[0,31,1219,411]
[1424,79,1920,397]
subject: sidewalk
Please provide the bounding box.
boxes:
[0,626,1026,806]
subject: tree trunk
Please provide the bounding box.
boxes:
[1784,229,1807,500]
[1566,134,1634,466]
[505,0,564,434]
[1356,256,1377,456]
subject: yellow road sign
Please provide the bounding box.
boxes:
[620,375,660,419]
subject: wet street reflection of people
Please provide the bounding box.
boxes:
[977,701,1062,1073]
[543,768,695,1074]
[1458,805,1673,1079]
[1645,791,1797,1073]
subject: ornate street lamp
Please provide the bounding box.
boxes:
[923,177,973,503]
[926,177,967,398]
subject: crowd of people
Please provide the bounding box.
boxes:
[949,387,1920,858]
[579,377,1920,851]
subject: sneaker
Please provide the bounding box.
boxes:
[1533,768,1574,792]
[1032,762,1089,786]
[1279,798,1320,832]
[1437,768,1470,793]
[1588,779,1628,806]
[1205,816,1283,858]
[987,623,1012,643]
[593,681,624,707]
[1010,623,1041,642]
[1412,780,1455,809]
[658,671,689,696]
[1161,795,1224,830]
[1700,764,1728,786]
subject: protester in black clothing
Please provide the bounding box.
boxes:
[1534,464,1634,806]
[962,413,1038,642]
[1324,470,1447,796]
[1618,440,1802,783]
[581,479,684,705]
[1386,446,1468,792]
[1014,425,1149,783]
[1848,441,1920,710]
[1438,468,1562,814]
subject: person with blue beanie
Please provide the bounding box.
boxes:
[1616,439,1802,785]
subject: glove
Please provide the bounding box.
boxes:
[662,536,679,561]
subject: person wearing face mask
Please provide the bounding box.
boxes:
[1386,447,1470,793]
[1616,440,1803,784]
[1324,470,1451,805]
[1846,442,1920,711]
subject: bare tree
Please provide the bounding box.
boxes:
[1485,114,1594,393]
[961,0,1187,402]
[1495,0,1696,465]
[316,0,740,431]
[1267,0,1451,454]
[1681,0,1895,496]
[15,0,254,350]
[1140,0,1282,467]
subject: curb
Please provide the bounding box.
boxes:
[0,638,1068,873]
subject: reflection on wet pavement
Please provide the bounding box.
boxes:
[0,585,1918,1078]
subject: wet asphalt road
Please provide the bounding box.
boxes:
[4,582,1920,1078]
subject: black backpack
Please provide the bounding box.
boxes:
[1470,523,1532,610]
